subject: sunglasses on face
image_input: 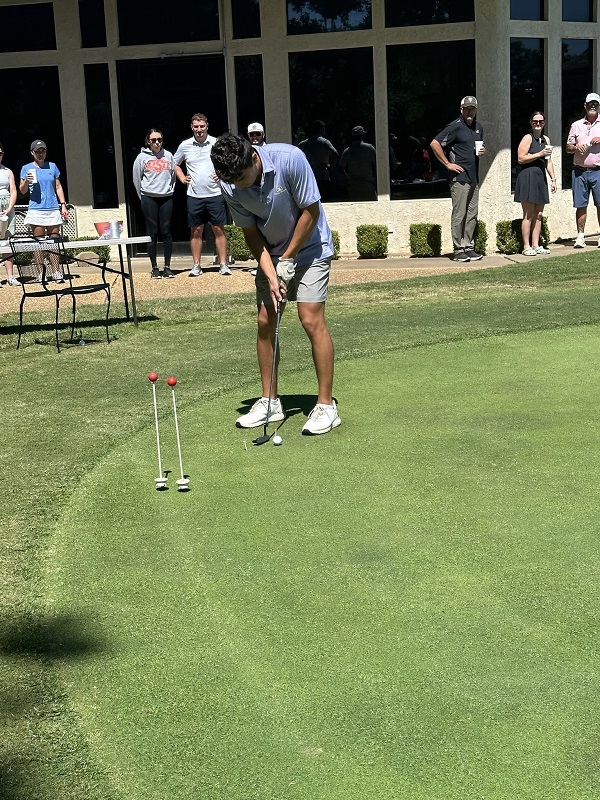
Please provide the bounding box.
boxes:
[532,119,544,124]
[34,148,46,153]
[149,137,162,143]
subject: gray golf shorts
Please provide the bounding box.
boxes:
[256,256,332,305]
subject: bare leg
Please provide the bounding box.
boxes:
[530,204,544,249]
[521,202,534,250]
[576,207,587,233]
[297,301,334,404]
[213,224,228,264]
[190,224,204,264]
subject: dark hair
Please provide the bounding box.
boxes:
[211,133,255,182]
[191,113,208,124]
[145,128,162,146]
[529,110,545,125]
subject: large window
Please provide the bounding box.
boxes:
[562,39,594,188]
[117,0,219,45]
[84,65,118,208]
[387,40,476,200]
[510,0,544,20]
[510,38,545,191]
[232,0,260,38]
[287,1,371,34]
[385,1,473,27]
[0,3,55,51]
[235,56,265,136]
[79,0,107,48]
[290,48,375,202]
[563,0,593,21]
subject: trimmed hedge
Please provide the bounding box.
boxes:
[474,220,488,256]
[356,224,388,258]
[224,224,252,261]
[409,223,441,257]
[496,217,550,255]
[331,229,340,260]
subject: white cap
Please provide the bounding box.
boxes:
[586,93,600,103]
[247,122,264,134]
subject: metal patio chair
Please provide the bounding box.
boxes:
[10,235,111,352]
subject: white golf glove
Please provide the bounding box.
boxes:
[276,258,296,282]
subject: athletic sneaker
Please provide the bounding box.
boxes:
[574,233,586,248]
[301,402,341,436]
[535,246,550,254]
[151,267,162,279]
[219,263,232,276]
[189,263,203,277]
[522,248,537,256]
[454,250,470,262]
[51,272,64,283]
[236,397,285,428]
[465,249,483,261]
[163,267,175,278]
[6,276,19,286]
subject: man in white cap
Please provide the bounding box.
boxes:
[566,93,600,248]
[247,122,266,147]
[430,96,486,262]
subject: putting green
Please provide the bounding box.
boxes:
[49,326,600,800]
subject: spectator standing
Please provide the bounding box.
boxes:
[339,126,377,201]
[566,92,600,248]
[19,139,68,238]
[514,111,556,255]
[298,120,340,201]
[0,142,19,287]
[430,96,486,262]
[210,133,341,436]
[132,128,176,279]
[247,122,266,147]
[174,113,231,277]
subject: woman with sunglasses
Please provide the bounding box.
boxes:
[0,142,19,286]
[133,128,176,279]
[514,111,556,256]
[19,139,68,238]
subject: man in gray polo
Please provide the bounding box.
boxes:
[210,133,341,436]
[430,96,486,262]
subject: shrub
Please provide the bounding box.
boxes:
[356,224,388,258]
[496,217,550,254]
[69,237,111,263]
[331,229,340,260]
[224,224,252,261]
[409,223,441,257]
[474,220,488,255]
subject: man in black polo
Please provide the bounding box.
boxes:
[430,96,486,262]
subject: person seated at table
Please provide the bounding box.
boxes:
[19,140,69,281]
[0,141,19,286]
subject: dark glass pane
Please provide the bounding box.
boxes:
[385,0,473,26]
[287,0,371,34]
[510,38,544,191]
[387,40,476,200]
[235,56,265,137]
[0,66,66,200]
[0,4,55,51]
[290,48,375,202]
[84,64,118,209]
[232,0,261,38]
[562,39,594,188]
[563,0,593,21]
[117,0,218,45]
[117,55,227,243]
[510,0,544,20]
[79,0,107,48]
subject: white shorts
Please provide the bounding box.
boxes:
[256,256,332,305]
[24,208,62,227]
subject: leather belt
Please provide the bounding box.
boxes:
[576,166,600,171]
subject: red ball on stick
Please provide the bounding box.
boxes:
[148,371,158,383]
[167,376,177,387]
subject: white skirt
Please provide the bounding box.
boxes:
[24,208,62,227]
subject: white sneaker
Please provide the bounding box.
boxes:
[301,402,341,435]
[219,263,232,276]
[6,276,19,286]
[236,397,285,428]
[574,233,586,248]
[535,246,550,254]
[188,263,202,277]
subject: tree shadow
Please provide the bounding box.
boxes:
[0,611,108,660]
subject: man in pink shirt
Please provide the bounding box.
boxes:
[566,92,600,248]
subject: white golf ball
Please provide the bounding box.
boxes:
[273,435,283,446]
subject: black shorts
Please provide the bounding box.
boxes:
[187,196,227,228]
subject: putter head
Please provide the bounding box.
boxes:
[252,433,271,446]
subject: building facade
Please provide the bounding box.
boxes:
[0,0,598,253]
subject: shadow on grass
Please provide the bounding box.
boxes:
[0,314,159,339]
[0,611,108,660]
[238,393,327,420]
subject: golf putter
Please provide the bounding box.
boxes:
[253,298,285,445]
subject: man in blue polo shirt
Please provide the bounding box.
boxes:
[210,133,341,436]
[430,96,486,262]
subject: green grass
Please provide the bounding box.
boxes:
[2,251,600,799]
